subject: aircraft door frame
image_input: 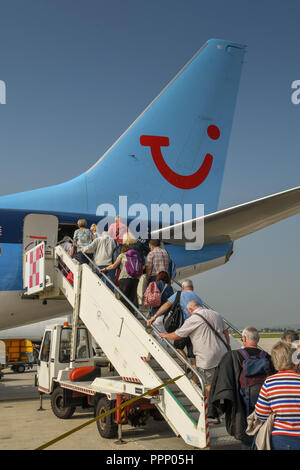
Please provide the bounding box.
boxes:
[22,214,58,289]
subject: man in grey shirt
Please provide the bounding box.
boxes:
[160,300,230,397]
[79,232,117,290]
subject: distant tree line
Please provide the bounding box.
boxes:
[260,328,300,333]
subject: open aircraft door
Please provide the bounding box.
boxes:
[23,214,58,289]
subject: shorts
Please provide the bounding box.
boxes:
[173,336,195,359]
[197,366,216,386]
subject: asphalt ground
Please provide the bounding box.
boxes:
[0,338,278,452]
[0,367,239,451]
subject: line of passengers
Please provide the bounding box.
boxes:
[65,217,175,315]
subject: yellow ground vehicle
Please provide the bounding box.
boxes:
[4,339,34,373]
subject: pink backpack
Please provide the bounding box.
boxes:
[143,282,161,307]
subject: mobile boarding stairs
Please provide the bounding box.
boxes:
[24,241,241,449]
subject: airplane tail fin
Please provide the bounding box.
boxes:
[0,39,246,218]
[86,38,246,216]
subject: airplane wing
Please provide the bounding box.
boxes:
[151,186,300,246]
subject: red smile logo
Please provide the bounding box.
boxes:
[140,125,220,189]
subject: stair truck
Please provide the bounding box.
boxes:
[26,237,236,448]
[36,321,166,438]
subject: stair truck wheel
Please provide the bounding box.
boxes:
[16,364,25,373]
[51,386,75,419]
[96,397,118,438]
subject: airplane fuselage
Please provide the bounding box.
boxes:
[0,207,233,329]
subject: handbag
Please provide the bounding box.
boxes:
[163,291,183,333]
[144,282,168,307]
[143,281,161,307]
[246,411,275,450]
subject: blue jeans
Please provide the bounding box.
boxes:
[271,435,300,450]
[77,252,89,265]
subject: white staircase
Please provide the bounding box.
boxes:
[57,247,209,448]
[25,242,242,449]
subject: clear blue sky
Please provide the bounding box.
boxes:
[0,0,299,328]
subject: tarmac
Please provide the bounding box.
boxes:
[0,338,278,451]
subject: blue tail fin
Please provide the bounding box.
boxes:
[0,39,246,216]
[86,38,246,215]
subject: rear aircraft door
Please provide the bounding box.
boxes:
[23,214,58,289]
[23,213,58,252]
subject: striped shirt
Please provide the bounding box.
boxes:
[255,370,300,437]
[146,247,169,276]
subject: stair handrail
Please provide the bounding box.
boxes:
[172,278,242,338]
[56,237,206,393]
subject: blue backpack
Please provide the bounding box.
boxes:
[238,349,271,415]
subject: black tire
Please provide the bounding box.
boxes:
[17,364,25,373]
[152,408,164,421]
[95,397,118,438]
[51,387,75,419]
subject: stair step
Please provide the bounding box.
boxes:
[183,404,198,413]
[176,396,195,407]
[189,411,200,423]
[166,383,182,393]
[147,356,186,370]
[156,371,171,381]
[148,363,164,372]
[171,391,185,399]
[146,359,199,414]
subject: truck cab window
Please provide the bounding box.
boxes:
[40,331,51,362]
[59,328,72,363]
[76,328,90,359]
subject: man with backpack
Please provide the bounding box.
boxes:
[209,326,275,449]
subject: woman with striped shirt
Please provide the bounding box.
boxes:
[255,341,300,450]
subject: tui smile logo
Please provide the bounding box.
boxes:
[140,125,220,189]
